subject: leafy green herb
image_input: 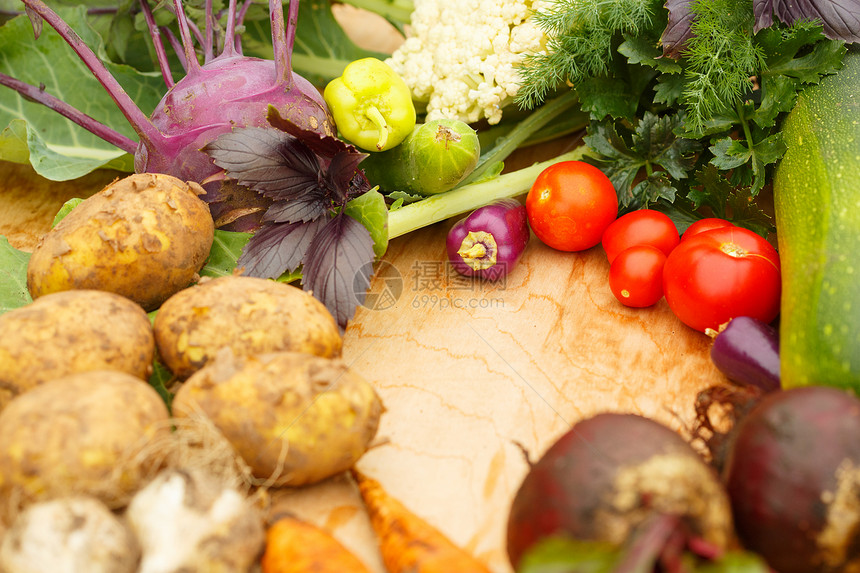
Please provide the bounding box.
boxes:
[518,0,850,234]
[584,111,700,209]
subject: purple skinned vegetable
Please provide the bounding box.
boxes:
[446,198,530,281]
[0,0,334,231]
[709,316,780,392]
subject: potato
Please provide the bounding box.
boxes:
[171,350,383,486]
[0,370,171,517]
[154,275,342,379]
[26,172,215,311]
[0,290,155,411]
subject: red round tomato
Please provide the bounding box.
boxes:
[601,209,680,263]
[609,245,667,308]
[663,226,781,333]
[526,161,618,252]
[681,217,734,242]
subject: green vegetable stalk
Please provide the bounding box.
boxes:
[361,118,481,196]
[386,146,587,239]
[324,57,416,152]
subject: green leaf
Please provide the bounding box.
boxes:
[619,33,682,74]
[631,172,677,205]
[199,229,252,279]
[344,187,389,258]
[147,359,175,411]
[52,197,84,227]
[0,7,164,179]
[0,235,32,315]
[0,119,29,164]
[584,112,698,208]
[653,73,687,106]
[386,189,425,209]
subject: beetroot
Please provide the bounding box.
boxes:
[5,0,334,230]
[723,386,860,573]
[506,412,735,570]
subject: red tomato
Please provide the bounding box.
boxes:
[681,217,734,242]
[609,245,667,308]
[601,209,680,263]
[526,161,618,252]
[663,227,781,333]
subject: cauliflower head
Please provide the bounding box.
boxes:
[385,0,549,125]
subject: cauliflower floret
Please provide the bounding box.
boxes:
[386,0,549,125]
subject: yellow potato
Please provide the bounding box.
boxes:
[153,275,342,379]
[0,370,171,517]
[0,290,155,411]
[171,350,383,486]
[26,173,215,311]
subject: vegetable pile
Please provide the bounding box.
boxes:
[1,0,860,571]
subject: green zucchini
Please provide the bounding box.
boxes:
[774,48,860,390]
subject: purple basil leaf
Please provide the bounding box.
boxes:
[267,105,355,159]
[263,192,329,223]
[301,212,376,330]
[754,0,860,42]
[661,0,696,58]
[202,126,323,201]
[238,218,329,278]
[327,150,372,203]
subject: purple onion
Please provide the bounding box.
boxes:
[710,316,781,392]
[446,199,530,281]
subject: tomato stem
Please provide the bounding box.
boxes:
[720,242,747,258]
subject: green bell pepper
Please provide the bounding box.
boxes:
[324,57,416,152]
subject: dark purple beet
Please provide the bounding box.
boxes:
[506,413,735,570]
[724,386,860,573]
[710,316,781,392]
[446,199,529,281]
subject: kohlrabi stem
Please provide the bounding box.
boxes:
[172,0,201,72]
[19,0,162,148]
[203,0,215,62]
[220,0,239,58]
[163,28,188,71]
[387,146,587,239]
[0,72,138,154]
[270,0,296,87]
[139,0,174,88]
[460,89,581,186]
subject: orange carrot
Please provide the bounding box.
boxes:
[351,469,493,573]
[260,513,373,573]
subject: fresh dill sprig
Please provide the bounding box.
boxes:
[515,0,660,109]
[680,0,766,133]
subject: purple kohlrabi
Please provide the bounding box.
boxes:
[2,0,334,231]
